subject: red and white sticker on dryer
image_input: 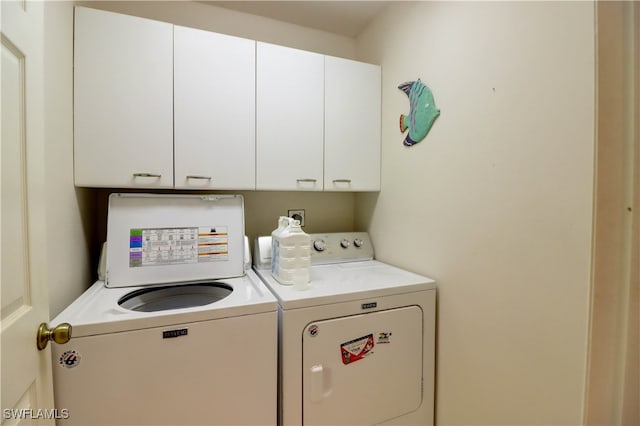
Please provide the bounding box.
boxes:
[340,334,375,365]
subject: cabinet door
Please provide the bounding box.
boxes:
[256,42,324,191]
[174,26,256,190]
[325,56,381,191]
[73,7,173,188]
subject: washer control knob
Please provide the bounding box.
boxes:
[313,239,326,252]
[340,239,350,249]
[354,238,364,248]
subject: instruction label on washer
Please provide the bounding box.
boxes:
[129,226,229,267]
[340,334,375,365]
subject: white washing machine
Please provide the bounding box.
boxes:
[253,232,436,426]
[51,194,278,426]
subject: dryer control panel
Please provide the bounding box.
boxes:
[309,232,374,265]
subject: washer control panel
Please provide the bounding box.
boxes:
[309,232,374,264]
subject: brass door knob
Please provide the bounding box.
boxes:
[37,322,72,351]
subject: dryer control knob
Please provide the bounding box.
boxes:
[354,238,364,248]
[313,240,326,252]
[340,239,350,249]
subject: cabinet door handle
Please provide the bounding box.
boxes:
[332,179,352,183]
[296,178,317,183]
[133,173,162,178]
[186,175,212,180]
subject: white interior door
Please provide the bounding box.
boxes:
[1,1,55,423]
[303,307,424,425]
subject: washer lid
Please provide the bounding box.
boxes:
[105,193,245,288]
[50,270,277,337]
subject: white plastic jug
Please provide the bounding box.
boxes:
[271,216,310,289]
[271,216,290,258]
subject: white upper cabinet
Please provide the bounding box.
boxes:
[74,7,174,188]
[256,42,325,191]
[174,26,256,190]
[324,56,381,191]
[73,8,381,192]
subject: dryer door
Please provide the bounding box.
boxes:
[302,306,423,425]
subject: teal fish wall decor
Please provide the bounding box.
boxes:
[398,79,440,146]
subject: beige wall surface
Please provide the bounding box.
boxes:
[75,1,357,58]
[355,2,595,424]
[44,1,95,317]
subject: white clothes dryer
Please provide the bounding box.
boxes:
[253,232,436,426]
[51,194,278,426]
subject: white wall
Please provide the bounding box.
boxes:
[43,1,94,317]
[355,2,595,424]
[75,1,357,59]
